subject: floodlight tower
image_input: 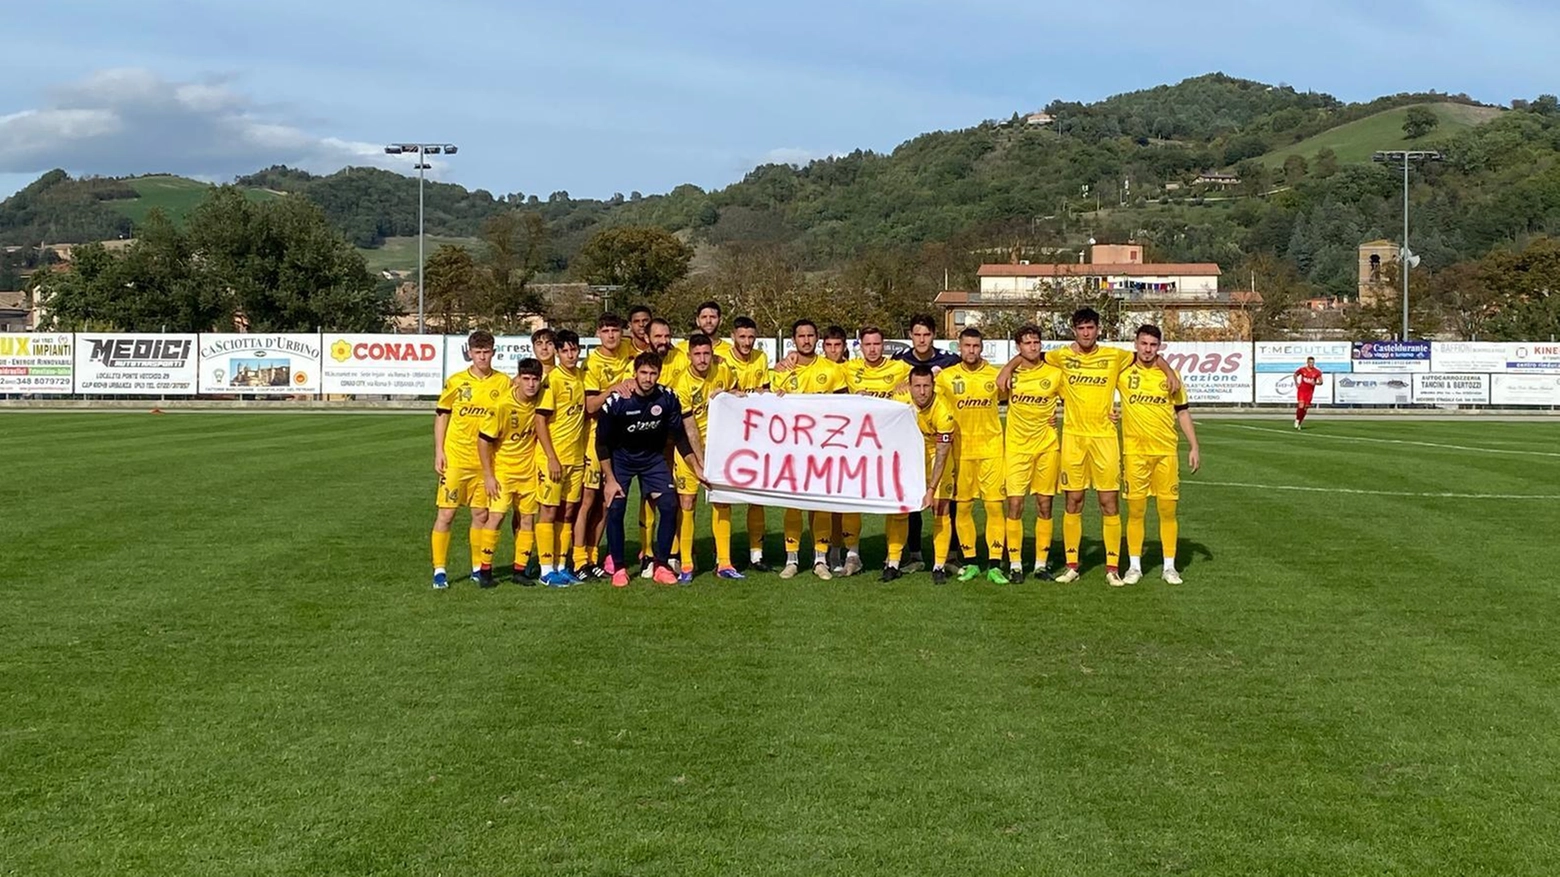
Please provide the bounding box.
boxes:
[1372,149,1441,340]
[384,142,459,334]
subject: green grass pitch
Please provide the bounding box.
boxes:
[3,412,1559,876]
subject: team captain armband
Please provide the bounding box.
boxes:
[937,432,953,444]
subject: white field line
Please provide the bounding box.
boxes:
[1187,479,1560,500]
[1217,423,1560,458]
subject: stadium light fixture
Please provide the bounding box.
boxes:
[1372,150,1442,340]
[384,141,460,334]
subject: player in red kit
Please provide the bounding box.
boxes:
[1294,356,1323,429]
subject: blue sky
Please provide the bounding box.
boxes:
[1,0,1553,201]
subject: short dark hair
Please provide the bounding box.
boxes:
[1071,307,1101,327]
[824,325,848,342]
[515,357,544,377]
[649,317,672,333]
[696,300,722,317]
[597,312,624,330]
[687,333,714,352]
[859,326,884,341]
[1013,324,1041,344]
[908,365,935,381]
[628,305,652,320]
[1306,356,1316,362]
[468,330,495,350]
[532,328,556,346]
[1135,324,1162,341]
[633,351,662,372]
[909,314,937,334]
[959,327,984,341]
[733,316,757,332]
[791,318,817,337]
[554,329,581,349]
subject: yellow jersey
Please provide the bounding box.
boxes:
[657,346,689,387]
[585,344,636,393]
[1045,345,1134,438]
[672,361,735,437]
[936,361,1004,460]
[678,337,736,363]
[479,388,541,481]
[774,356,846,394]
[846,358,911,398]
[436,368,512,471]
[1005,360,1063,455]
[1118,359,1188,457]
[724,348,770,392]
[537,365,588,466]
[896,390,957,461]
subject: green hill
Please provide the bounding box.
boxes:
[113,175,280,228]
[358,235,480,274]
[1259,102,1503,167]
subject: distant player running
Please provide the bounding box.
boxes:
[597,352,707,587]
[1294,356,1323,430]
[1117,325,1201,585]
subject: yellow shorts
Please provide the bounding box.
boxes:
[584,457,603,491]
[538,462,585,507]
[1005,447,1060,497]
[925,451,954,501]
[674,454,702,496]
[1123,454,1179,500]
[1060,433,1121,493]
[487,474,539,516]
[954,457,1005,502]
[436,467,488,509]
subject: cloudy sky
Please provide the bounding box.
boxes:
[1,0,1553,200]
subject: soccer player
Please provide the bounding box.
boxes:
[772,318,847,579]
[1294,356,1323,429]
[1118,324,1201,586]
[627,305,653,354]
[1040,307,1178,585]
[894,315,961,571]
[598,352,708,587]
[816,325,855,571]
[476,357,544,588]
[534,329,588,586]
[576,313,636,580]
[430,330,511,589]
[994,324,1063,582]
[885,365,956,582]
[679,300,736,362]
[843,326,911,577]
[937,327,1009,583]
[648,318,688,386]
[532,328,557,376]
[670,334,738,581]
[725,316,773,572]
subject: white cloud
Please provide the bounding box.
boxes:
[0,68,426,180]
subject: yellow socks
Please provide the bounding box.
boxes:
[479,528,500,569]
[712,504,733,568]
[1063,512,1083,567]
[933,513,952,568]
[536,521,556,571]
[983,501,1005,565]
[811,511,831,557]
[558,524,574,568]
[955,502,977,559]
[468,527,482,570]
[515,528,534,570]
[572,544,591,571]
[431,529,451,570]
[783,508,802,553]
[678,505,697,570]
[1034,515,1053,568]
[1006,516,1024,567]
[747,505,766,559]
[1102,514,1122,570]
[1158,499,1178,567]
[1126,499,1148,559]
[841,513,862,552]
[885,514,909,564]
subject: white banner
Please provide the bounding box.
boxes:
[1254,341,1352,374]
[198,333,322,395]
[323,334,443,395]
[1333,374,1413,404]
[1506,343,1560,373]
[0,332,73,394]
[1490,374,1560,406]
[1158,342,1253,403]
[1256,371,1332,405]
[443,334,537,379]
[1432,341,1512,373]
[704,393,927,514]
[1412,373,1490,405]
[74,333,198,395]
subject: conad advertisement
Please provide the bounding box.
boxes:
[74,333,198,394]
[0,332,73,394]
[1333,374,1413,404]
[323,335,443,395]
[198,334,322,395]
[1412,373,1490,405]
[1490,374,1560,406]
[1158,342,1253,403]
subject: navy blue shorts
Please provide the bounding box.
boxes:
[609,452,675,498]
